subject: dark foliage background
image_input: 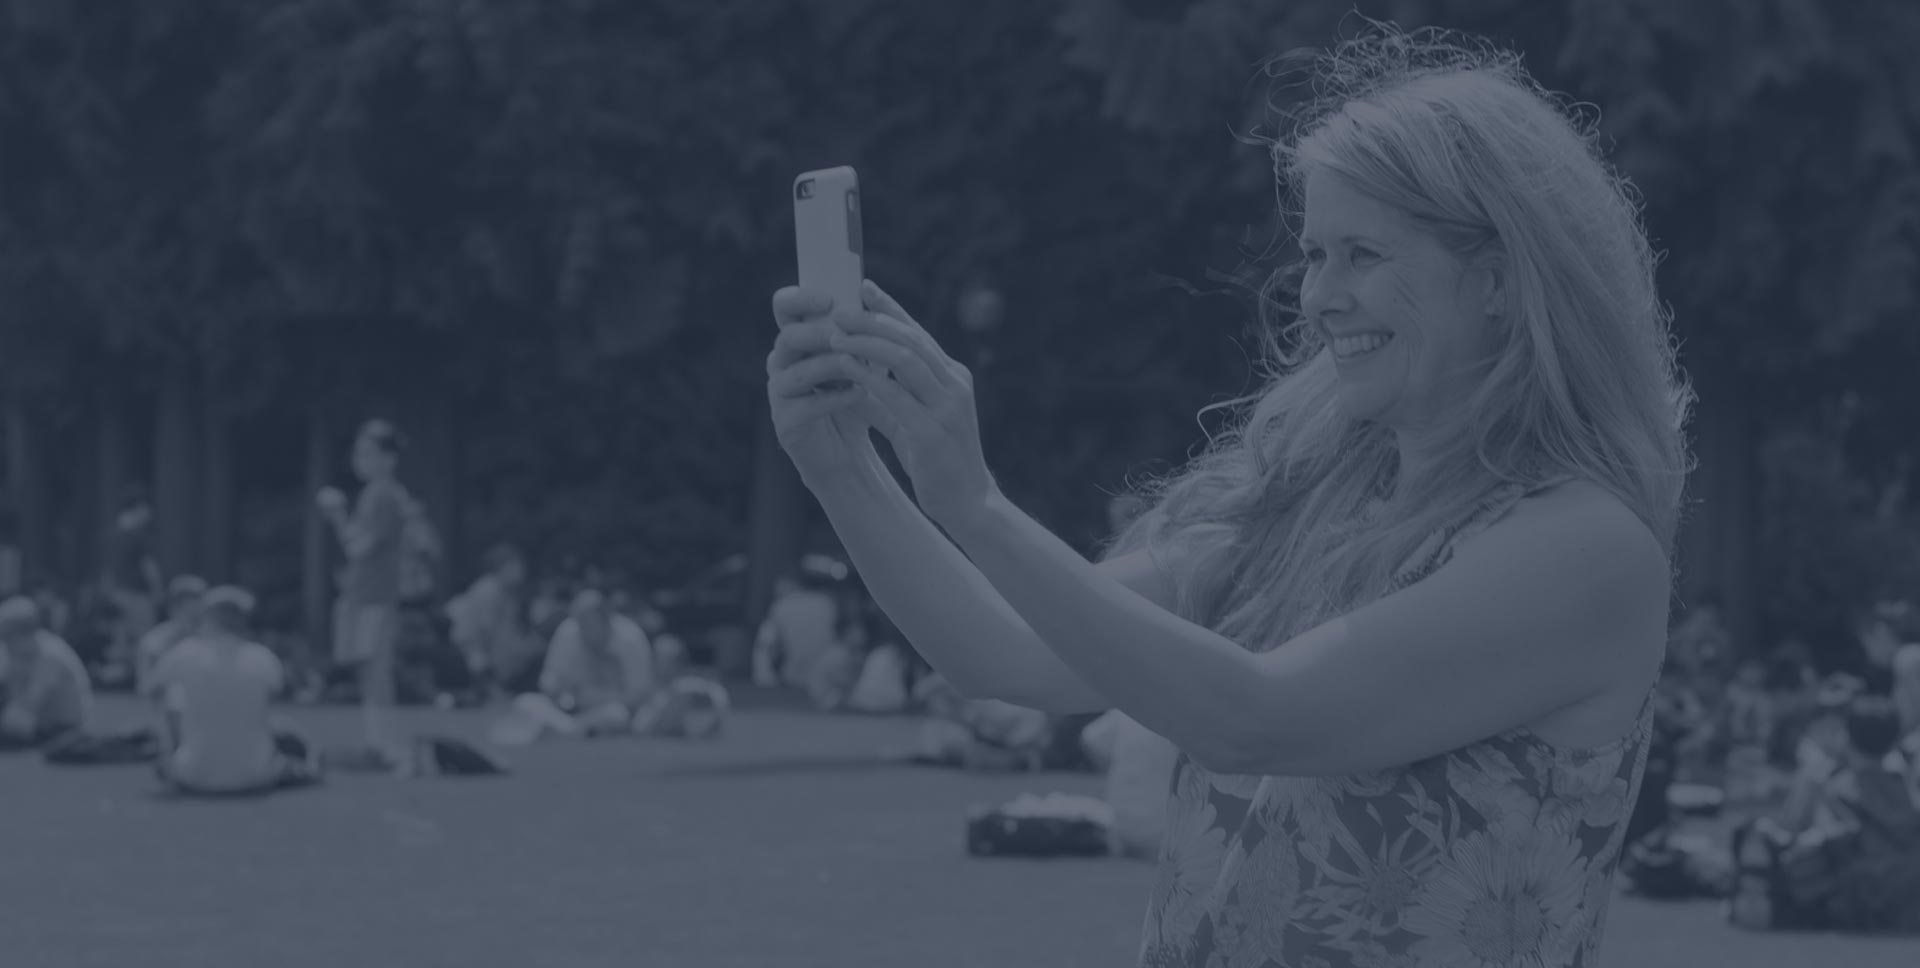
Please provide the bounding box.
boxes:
[1,0,1916,666]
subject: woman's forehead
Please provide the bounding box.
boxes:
[1300,172,1413,240]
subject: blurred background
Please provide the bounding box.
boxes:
[1,0,1916,680]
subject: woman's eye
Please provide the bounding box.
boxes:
[1303,248,1326,264]
[1351,247,1382,264]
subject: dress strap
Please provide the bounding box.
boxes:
[1390,474,1578,591]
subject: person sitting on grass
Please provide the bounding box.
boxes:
[750,570,845,703]
[1779,680,1863,833]
[842,609,912,715]
[631,602,689,681]
[135,575,210,697]
[1718,657,1780,801]
[1892,644,1920,775]
[1731,695,1920,932]
[445,543,540,702]
[498,589,657,742]
[905,673,1055,773]
[149,585,321,796]
[0,595,92,751]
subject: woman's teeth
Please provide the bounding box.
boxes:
[1332,333,1393,359]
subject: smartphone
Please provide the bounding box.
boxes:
[792,166,864,390]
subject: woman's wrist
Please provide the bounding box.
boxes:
[928,480,1010,545]
[802,453,894,504]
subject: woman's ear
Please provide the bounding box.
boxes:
[1477,255,1508,319]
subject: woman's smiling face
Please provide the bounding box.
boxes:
[1297,170,1500,433]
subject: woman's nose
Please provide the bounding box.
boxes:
[1299,264,1352,321]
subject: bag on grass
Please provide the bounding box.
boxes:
[408,735,509,777]
[965,793,1114,858]
[635,676,731,740]
[41,728,160,766]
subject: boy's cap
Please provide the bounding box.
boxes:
[168,575,210,599]
[202,585,256,613]
[0,595,37,634]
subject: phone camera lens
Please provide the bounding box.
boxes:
[796,180,813,200]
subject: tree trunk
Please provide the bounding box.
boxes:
[742,411,805,679]
[442,398,467,586]
[93,378,129,585]
[6,394,51,589]
[154,355,201,578]
[1679,353,1760,651]
[301,405,334,659]
[200,380,233,582]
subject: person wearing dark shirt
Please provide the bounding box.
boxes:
[317,419,413,766]
[1854,605,1906,698]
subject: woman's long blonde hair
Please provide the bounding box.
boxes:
[1105,24,1694,647]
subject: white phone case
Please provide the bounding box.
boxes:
[793,166,864,320]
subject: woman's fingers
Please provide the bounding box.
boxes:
[855,281,955,381]
[834,311,960,392]
[766,319,838,374]
[768,351,864,399]
[773,286,834,326]
[774,382,868,425]
[835,353,929,433]
[842,393,901,443]
[771,282,956,449]
[860,280,918,329]
[826,333,944,406]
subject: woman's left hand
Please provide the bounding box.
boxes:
[830,280,997,527]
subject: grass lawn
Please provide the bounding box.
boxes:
[3,695,1916,968]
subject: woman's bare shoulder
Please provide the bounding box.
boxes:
[1491,475,1670,663]
[1513,477,1658,543]
[1097,547,1180,612]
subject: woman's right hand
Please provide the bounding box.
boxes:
[767,286,880,488]
[315,487,347,516]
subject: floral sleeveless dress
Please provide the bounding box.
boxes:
[1138,478,1655,968]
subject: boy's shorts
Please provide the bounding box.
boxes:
[333,600,399,666]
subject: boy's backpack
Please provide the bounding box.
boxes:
[396,490,441,601]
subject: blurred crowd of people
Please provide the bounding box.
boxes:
[1625,594,1920,934]
[17,451,1919,904]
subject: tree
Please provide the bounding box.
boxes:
[1,0,1912,678]
[0,1,255,587]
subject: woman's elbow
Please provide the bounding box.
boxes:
[1186,742,1266,776]
[1182,719,1303,776]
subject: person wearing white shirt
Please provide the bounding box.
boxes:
[493,589,657,744]
[0,596,91,749]
[150,586,320,795]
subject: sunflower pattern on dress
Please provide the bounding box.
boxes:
[1137,478,1654,968]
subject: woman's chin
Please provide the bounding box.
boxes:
[1333,385,1393,423]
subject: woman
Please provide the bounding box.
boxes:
[767,25,1689,968]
